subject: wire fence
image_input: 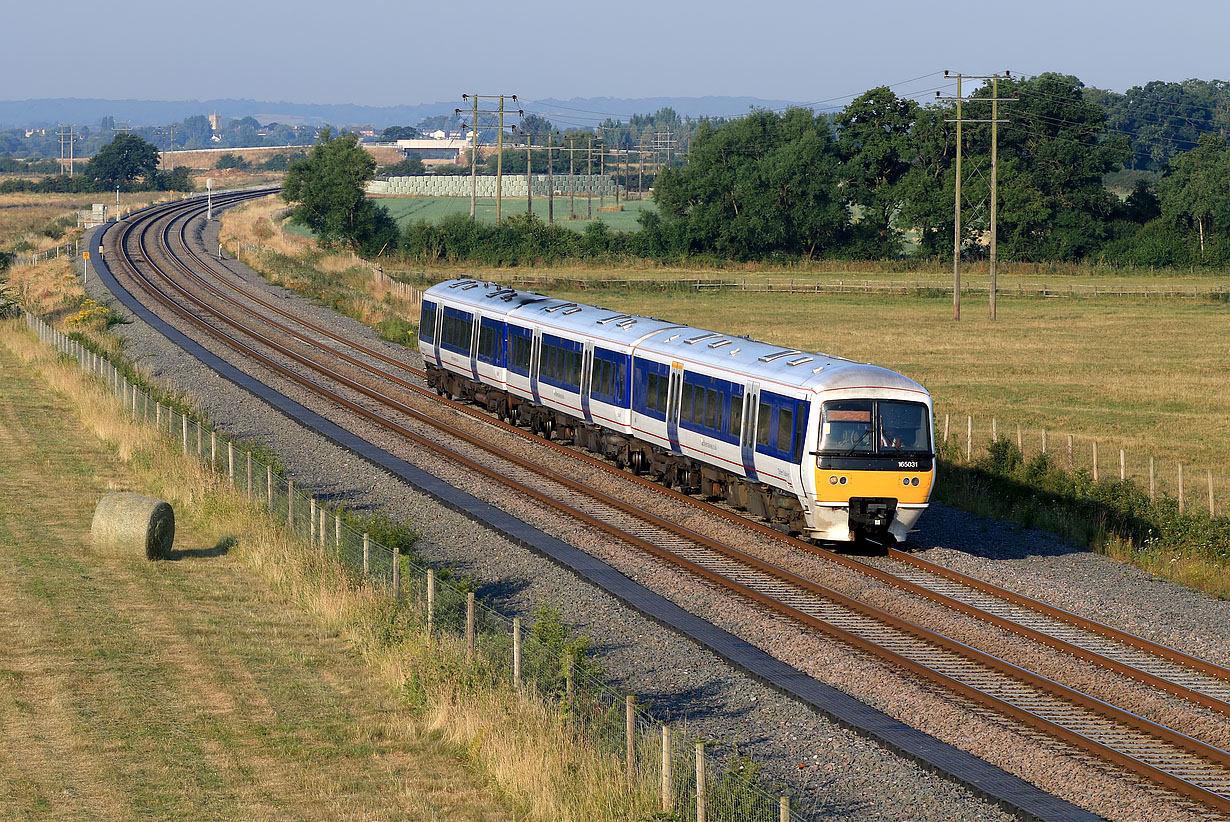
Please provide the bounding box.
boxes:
[24,309,795,821]
[28,239,79,265]
[936,409,1226,517]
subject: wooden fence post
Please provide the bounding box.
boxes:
[465,592,475,658]
[1209,470,1215,516]
[196,422,202,458]
[335,513,341,549]
[512,616,520,685]
[363,532,371,576]
[288,479,294,527]
[1041,429,1047,455]
[661,725,672,812]
[1092,442,1098,481]
[211,430,217,467]
[227,441,234,484]
[310,498,317,546]
[1149,457,1155,499]
[781,796,790,822]
[1120,449,1125,482]
[392,543,401,596]
[696,743,706,822]
[1179,464,1185,514]
[181,415,188,454]
[267,465,274,512]
[992,417,997,441]
[565,654,575,709]
[626,695,635,782]
[966,416,972,460]
[319,507,326,550]
[1016,424,1022,452]
[943,414,949,443]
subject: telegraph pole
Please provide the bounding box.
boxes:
[586,135,594,219]
[458,93,520,222]
[516,127,558,221]
[939,71,1013,321]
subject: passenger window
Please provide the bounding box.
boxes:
[705,389,719,429]
[777,408,793,454]
[756,402,771,446]
[646,373,659,411]
[681,384,693,422]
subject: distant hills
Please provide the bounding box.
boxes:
[0,96,803,130]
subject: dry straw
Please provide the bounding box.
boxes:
[90,491,176,560]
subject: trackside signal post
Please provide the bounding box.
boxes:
[940,71,1013,320]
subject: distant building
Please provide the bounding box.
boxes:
[356,125,377,138]
[208,112,222,131]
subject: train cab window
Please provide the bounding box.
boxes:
[794,404,808,462]
[819,401,873,454]
[756,402,771,446]
[729,392,743,438]
[420,302,436,343]
[777,407,793,453]
[878,401,931,453]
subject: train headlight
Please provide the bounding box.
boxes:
[912,477,920,486]
[902,477,911,486]
[839,476,847,485]
[829,476,838,485]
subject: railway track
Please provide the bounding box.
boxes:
[100,194,1230,817]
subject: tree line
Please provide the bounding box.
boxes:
[0,134,192,194]
[291,73,1230,267]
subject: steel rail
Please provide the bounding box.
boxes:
[157,196,1230,720]
[107,198,1230,813]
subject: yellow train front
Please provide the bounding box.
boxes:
[800,382,935,544]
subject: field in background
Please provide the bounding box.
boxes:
[504,286,1230,477]
[371,194,656,233]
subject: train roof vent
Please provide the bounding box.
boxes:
[616,319,638,329]
[708,339,731,349]
[543,302,578,313]
[664,333,681,342]
[485,288,516,299]
[729,347,741,356]
[685,332,720,345]
[812,365,826,374]
[596,314,632,325]
[787,356,814,366]
[758,349,799,363]
[562,307,582,315]
[460,282,480,290]
[447,279,477,289]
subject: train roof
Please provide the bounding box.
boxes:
[426,279,928,397]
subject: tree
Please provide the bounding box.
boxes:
[381,125,419,141]
[515,114,554,142]
[1159,133,1230,259]
[180,115,212,148]
[835,87,921,256]
[215,152,251,170]
[652,108,847,260]
[282,128,398,254]
[378,156,425,176]
[85,133,161,190]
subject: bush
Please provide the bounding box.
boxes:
[216,152,251,170]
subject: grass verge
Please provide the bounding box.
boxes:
[3,316,710,820]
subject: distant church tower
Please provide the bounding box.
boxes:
[208,112,222,132]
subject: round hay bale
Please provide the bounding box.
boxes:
[91,492,175,560]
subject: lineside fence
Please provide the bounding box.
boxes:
[28,239,79,265]
[433,274,1230,300]
[937,410,1226,517]
[23,309,795,821]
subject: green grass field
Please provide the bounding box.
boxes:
[372,194,656,233]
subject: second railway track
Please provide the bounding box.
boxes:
[98,193,1230,819]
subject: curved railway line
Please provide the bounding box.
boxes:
[95,192,1230,818]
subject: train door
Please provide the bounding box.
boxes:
[529,328,542,403]
[740,382,760,480]
[432,305,443,366]
[665,362,684,454]
[580,342,594,423]
[468,315,481,380]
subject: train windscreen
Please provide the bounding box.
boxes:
[819,400,930,456]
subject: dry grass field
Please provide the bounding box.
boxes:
[0,328,524,821]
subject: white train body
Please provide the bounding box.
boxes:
[419,279,935,543]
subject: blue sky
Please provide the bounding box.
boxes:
[5,0,1224,111]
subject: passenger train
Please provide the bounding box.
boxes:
[419,278,935,543]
